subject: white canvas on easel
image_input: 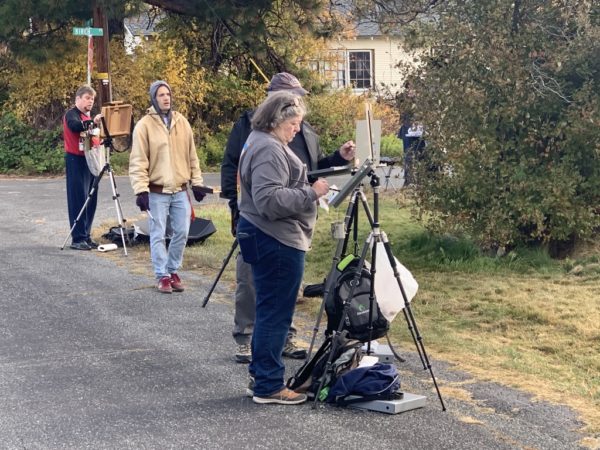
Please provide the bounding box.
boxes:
[356,119,381,166]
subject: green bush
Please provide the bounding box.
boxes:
[0,38,405,176]
[306,90,400,157]
[107,149,131,175]
[406,1,600,253]
[0,113,64,175]
[198,129,230,170]
[380,134,403,158]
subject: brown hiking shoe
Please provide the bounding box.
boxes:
[235,343,252,364]
[170,273,184,292]
[252,388,307,405]
[282,338,308,360]
[157,276,172,294]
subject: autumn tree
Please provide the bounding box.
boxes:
[0,0,336,75]
[0,0,339,125]
[392,0,600,254]
[0,0,362,173]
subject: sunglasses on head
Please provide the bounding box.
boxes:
[282,97,300,110]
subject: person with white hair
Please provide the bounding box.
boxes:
[237,91,330,404]
[221,72,356,364]
[63,84,103,250]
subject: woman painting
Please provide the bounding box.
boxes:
[237,91,329,405]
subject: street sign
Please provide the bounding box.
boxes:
[72,27,104,37]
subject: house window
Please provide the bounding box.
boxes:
[327,59,346,89]
[348,51,372,89]
[312,51,346,89]
[315,50,373,91]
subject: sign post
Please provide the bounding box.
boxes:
[72,26,103,85]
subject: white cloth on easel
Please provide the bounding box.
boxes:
[374,241,418,322]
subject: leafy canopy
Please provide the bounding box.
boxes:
[395,0,600,252]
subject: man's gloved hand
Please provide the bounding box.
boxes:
[230,203,239,237]
[192,186,207,202]
[136,192,150,211]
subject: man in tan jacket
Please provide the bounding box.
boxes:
[129,80,206,293]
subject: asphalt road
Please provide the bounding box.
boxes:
[0,175,590,449]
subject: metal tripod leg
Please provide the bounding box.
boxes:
[382,165,400,191]
[106,165,129,256]
[61,159,129,256]
[61,164,107,251]
[202,239,238,307]
[377,230,446,411]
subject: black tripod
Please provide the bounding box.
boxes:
[61,122,129,255]
[201,238,238,307]
[310,169,446,410]
[378,156,401,191]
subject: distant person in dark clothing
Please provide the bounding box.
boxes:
[63,85,103,250]
[398,113,425,186]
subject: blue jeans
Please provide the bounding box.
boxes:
[65,153,98,243]
[148,191,191,279]
[238,217,306,397]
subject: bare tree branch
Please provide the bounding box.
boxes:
[529,62,572,103]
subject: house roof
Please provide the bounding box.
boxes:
[334,0,403,38]
[124,13,161,37]
[355,20,384,37]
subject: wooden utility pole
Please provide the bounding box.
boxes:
[93,3,111,106]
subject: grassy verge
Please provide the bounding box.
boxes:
[305,191,599,435]
[95,192,600,436]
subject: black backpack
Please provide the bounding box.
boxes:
[287,332,363,401]
[102,225,138,246]
[132,217,216,246]
[325,256,389,342]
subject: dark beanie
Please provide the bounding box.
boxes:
[149,80,172,114]
[149,80,173,128]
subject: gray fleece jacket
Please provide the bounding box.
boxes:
[238,130,318,251]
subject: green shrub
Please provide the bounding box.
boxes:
[1,38,404,177]
[106,150,131,175]
[306,90,400,156]
[198,129,230,170]
[406,1,600,253]
[380,134,403,158]
[0,113,64,175]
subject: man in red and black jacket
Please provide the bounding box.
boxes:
[63,85,103,250]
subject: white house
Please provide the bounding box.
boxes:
[123,11,413,96]
[316,19,414,96]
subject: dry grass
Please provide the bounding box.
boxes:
[396,270,600,434]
